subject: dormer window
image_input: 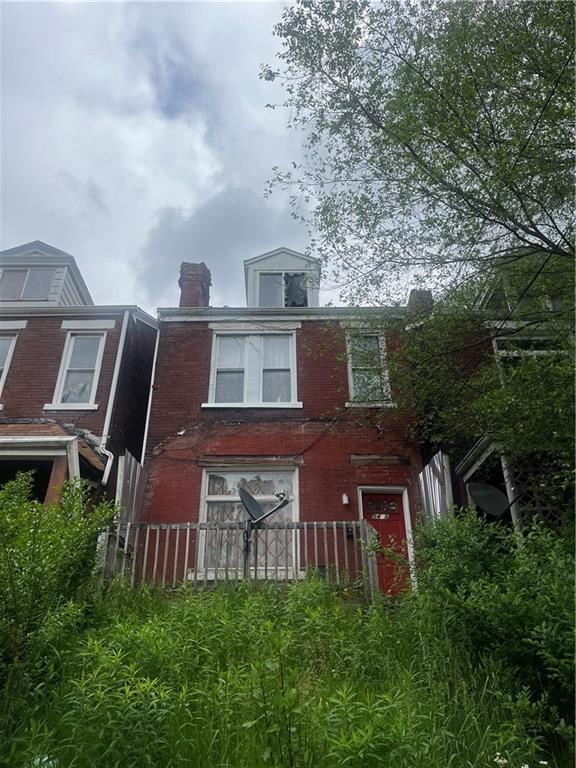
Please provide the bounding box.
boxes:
[0,268,55,301]
[259,272,308,308]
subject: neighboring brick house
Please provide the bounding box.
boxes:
[0,240,157,506]
[141,248,425,588]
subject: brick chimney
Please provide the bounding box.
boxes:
[407,288,433,315]
[178,262,211,308]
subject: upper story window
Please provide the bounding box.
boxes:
[44,332,106,410]
[346,333,392,406]
[492,328,565,383]
[258,273,308,308]
[0,335,17,402]
[205,332,300,408]
[0,268,55,301]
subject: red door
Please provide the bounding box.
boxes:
[361,491,410,594]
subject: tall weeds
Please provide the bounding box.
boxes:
[0,478,571,768]
[3,580,545,768]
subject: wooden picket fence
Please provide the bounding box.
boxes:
[100,520,380,599]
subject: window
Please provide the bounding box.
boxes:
[207,333,299,407]
[258,272,308,307]
[493,330,564,383]
[347,333,391,405]
[0,335,17,401]
[202,469,295,573]
[0,268,54,301]
[49,333,106,408]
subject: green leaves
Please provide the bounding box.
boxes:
[267,0,574,305]
[0,473,113,694]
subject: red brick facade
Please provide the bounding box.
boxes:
[143,319,422,525]
[0,310,156,499]
[1,314,123,433]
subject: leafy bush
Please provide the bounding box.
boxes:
[413,510,575,750]
[0,473,113,696]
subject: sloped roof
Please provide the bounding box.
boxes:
[0,240,93,305]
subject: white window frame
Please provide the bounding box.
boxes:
[345,332,393,407]
[0,334,18,410]
[44,331,106,411]
[203,330,302,408]
[491,329,565,386]
[257,270,312,308]
[0,267,55,301]
[196,465,299,579]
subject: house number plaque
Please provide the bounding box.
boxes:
[367,499,398,518]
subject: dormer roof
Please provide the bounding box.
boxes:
[0,240,93,306]
[243,247,321,308]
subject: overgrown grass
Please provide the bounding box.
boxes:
[1,579,553,768]
[0,476,572,767]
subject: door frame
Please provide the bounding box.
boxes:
[357,485,416,585]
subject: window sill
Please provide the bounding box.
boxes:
[43,403,99,411]
[201,402,303,409]
[345,401,395,408]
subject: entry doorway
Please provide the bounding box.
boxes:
[358,487,414,594]
[0,459,54,502]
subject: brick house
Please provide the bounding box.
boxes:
[0,240,157,507]
[141,248,425,589]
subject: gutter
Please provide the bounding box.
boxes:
[98,310,129,485]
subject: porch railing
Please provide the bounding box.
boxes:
[99,520,380,598]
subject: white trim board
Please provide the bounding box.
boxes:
[0,321,27,330]
[61,319,116,330]
[0,435,80,478]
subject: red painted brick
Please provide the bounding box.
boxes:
[143,319,423,526]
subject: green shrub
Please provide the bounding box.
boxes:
[0,472,113,697]
[413,510,575,749]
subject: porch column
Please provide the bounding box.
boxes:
[44,455,68,505]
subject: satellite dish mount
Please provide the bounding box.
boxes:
[239,487,290,578]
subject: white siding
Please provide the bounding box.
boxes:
[58,267,86,306]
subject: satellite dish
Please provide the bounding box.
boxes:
[467,482,510,518]
[239,487,289,523]
[239,487,265,521]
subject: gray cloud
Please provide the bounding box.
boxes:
[59,172,110,217]
[137,187,308,308]
[131,30,209,121]
[1,2,314,314]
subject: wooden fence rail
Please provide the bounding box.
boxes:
[99,520,380,598]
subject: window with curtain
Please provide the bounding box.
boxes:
[212,333,295,405]
[203,470,295,571]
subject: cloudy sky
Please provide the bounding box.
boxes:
[0,1,318,313]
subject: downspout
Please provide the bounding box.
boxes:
[140,321,161,465]
[99,310,129,485]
